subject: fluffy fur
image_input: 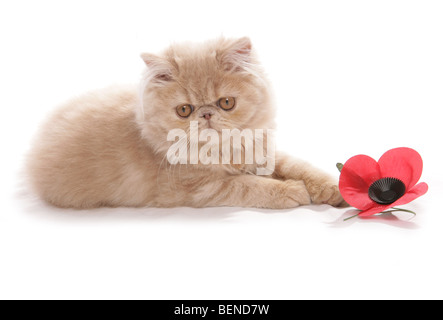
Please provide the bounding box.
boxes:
[27,37,345,209]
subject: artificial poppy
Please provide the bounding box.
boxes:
[338,147,428,218]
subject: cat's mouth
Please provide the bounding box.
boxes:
[199,118,217,131]
[198,108,219,130]
[205,120,213,129]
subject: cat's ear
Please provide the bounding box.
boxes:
[218,37,253,73]
[140,53,174,83]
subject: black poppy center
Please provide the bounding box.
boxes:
[368,177,406,205]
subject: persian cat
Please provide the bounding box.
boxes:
[27,37,345,209]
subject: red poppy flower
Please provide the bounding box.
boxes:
[339,147,428,217]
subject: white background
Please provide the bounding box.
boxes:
[1,0,442,300]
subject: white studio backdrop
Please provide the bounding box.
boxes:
[1,0,442,299]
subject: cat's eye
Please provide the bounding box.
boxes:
[176,104,194,118]
[217,97,236,111]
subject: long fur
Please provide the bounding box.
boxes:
[26,37,345,209]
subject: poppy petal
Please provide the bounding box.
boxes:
[390,182,429,207]
[378,147,423,190]
[339,155,381,210]
[358,204,390,217]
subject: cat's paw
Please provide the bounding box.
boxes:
[307,179,346,207]
[271,180,311,209]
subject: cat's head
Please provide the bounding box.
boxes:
[137,37,275,158]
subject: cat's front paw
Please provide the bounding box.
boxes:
[271,180,311,209]
[307,179,346,207]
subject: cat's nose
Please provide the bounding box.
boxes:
[202,112,212,120]
[198,106,216,120]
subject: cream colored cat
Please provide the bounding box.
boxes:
[27,37,345,209]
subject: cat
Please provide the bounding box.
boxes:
[26,37,345,209]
